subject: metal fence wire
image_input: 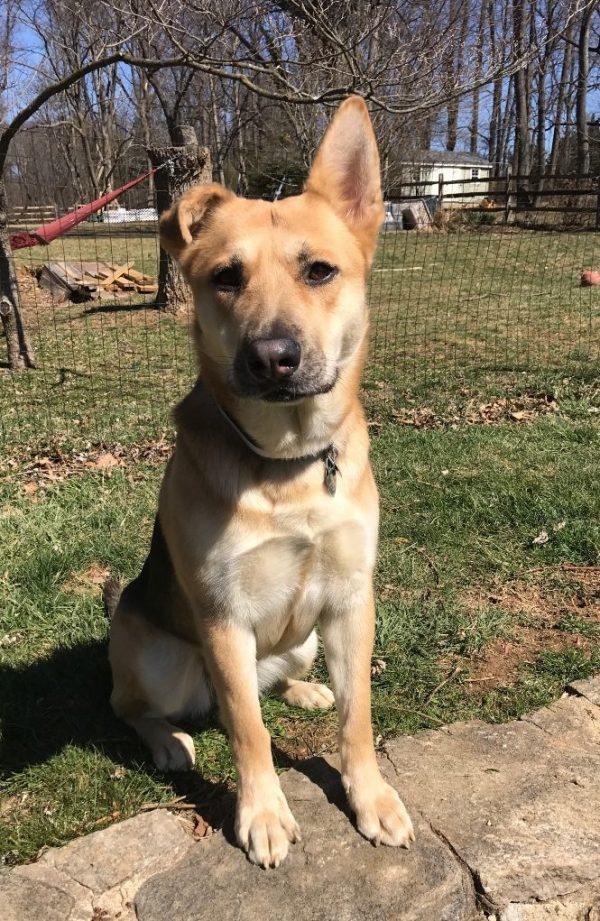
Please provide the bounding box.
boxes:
[2,157,600,450]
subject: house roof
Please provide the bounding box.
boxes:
[401,150,492,168]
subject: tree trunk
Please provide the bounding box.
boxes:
[445,0,468,152]
[577,9,592,174]
[149,125,212,314]
[136,74,155,207]
[0,178,35,370]
[487,0,502,171]
[549,17,575,176]
[470,1,486,154]
[512,0,531,177]
[498,78,515,169]
[209,75,226,186]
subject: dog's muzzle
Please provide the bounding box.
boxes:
[233,337,337,402]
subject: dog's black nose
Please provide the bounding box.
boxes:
[245,338,301,381]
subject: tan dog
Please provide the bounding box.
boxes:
[108,97,414,868]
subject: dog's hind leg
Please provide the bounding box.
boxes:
[109,608,212,772]
[258,630,335,710]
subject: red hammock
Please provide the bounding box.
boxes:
[9,167,158,250]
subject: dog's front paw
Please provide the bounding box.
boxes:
[236,778,300,868]
[347,776,414,848]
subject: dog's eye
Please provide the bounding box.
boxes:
[212,265,242,291]
[306,261,337,285]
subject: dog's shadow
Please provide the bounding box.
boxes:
[0,639,349,840]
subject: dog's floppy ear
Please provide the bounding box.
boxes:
[159,183,234,260]
[305,97,383,263]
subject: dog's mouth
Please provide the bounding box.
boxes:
[232,371,338,403]
[259,374,338,403]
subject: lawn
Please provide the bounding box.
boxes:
[0,225,599,865]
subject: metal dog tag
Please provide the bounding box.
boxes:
[323,446,339,496]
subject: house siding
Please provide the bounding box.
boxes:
[396,163,493,203]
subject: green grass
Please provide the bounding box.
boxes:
[1,405,599,864]
[368,229,600,396]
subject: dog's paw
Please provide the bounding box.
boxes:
[348,778,414,848]
[281,680,335,710]
[152,730,196,772]
[236,781,300,868]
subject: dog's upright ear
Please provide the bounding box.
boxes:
[305,96,383,263]
[159,183,234,261]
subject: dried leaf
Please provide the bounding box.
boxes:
[0,632,23,648]
[532,530,550,546]
[192,814,213,840]
[91,452,119,470]
[64,563,111,595]
[371,658,387,676]
[82,564,111,586]
[553,521,566,532]
[22,481,38,496]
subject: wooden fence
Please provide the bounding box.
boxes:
[9,203,59,226]
[387,172,600,227]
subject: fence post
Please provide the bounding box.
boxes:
[149,126,212,314]
[504,167,512,225]
[596,175,600,230]
[438,172,444,213]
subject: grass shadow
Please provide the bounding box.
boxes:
[0,639,133,776]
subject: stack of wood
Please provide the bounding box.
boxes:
[37,261,158,302]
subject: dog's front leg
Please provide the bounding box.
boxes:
[202,621,300,868]
[320,588,415,847]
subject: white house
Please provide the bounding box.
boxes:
[393,151,493,204]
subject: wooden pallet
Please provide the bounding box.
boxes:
[37,260,158,302]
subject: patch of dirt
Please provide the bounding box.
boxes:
[0,795,24,820]
[15,266,191,330]
[273,713,338,762]
[0,793,33,828]
[1,436,174,487]
[462,569,600,690]
[392,392,560,429]
[16,265,56,313]
[62,563,112,596]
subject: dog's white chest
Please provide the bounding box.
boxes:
[206,490,375,655]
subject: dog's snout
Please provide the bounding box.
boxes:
[246,338,301,382]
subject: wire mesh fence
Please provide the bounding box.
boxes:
[2,159,600,451]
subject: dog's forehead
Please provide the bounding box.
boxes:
[206,192,359,265]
